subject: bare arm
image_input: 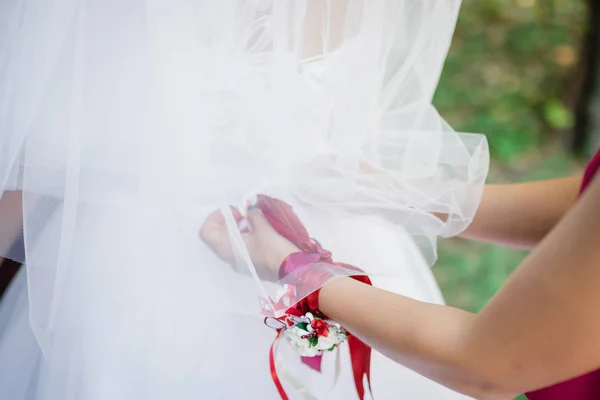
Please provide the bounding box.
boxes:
[319,173,600,398]
[457,177,581,249]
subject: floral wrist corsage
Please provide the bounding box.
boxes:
[268,311,348,357]
[256,194,373,400]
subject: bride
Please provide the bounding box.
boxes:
[0,1,488,399]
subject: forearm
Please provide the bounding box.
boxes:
[319,279,515,399]
[459,177,580,249]
[317,174,600,398]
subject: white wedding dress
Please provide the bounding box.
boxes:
[0,1,488,399]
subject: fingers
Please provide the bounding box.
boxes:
[199,209,222,240]
[200,207,242,241]
[201,204,272,244]
[246,206,272,233]
[229,206,244,223]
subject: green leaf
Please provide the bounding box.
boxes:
[296,322,309,331]
[328,345,336,352]
[543,99,573,129]
[308,335,319,348]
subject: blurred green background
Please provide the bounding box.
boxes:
[432,4,592,395]
[432,0,587,313]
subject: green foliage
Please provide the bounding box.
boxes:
[433,239,528,313]
[433,0,587,162]
[432,0,586,315]
[296,322,309,331]
[432,2,585,389]
[543,99,574,129]
[432,11,585,397]
[412,4,584,397]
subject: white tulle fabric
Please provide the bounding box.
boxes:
[0,1,486,399]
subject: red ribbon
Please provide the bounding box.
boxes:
[269,331,289,400]
[256,194,373,400]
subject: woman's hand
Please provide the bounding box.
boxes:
[200,206,300,279]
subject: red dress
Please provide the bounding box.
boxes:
[525,149,600,399]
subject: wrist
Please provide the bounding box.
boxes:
[319,276,352,298]
[265,241,300,277]
[319,277,366,317]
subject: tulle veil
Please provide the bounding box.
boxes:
[0,1,487,399]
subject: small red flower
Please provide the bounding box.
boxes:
[311,319,330,337]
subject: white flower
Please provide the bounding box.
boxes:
[283,330,304,347]
[316,330,338,350]
[291,325,309,337]
[283,330,321,357]
[290,315,313,332]
[275,312,349,357]
[301,345,322,357]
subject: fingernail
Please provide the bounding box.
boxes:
[247,203,258,212]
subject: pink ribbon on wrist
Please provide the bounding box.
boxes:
[256,194,373,400]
